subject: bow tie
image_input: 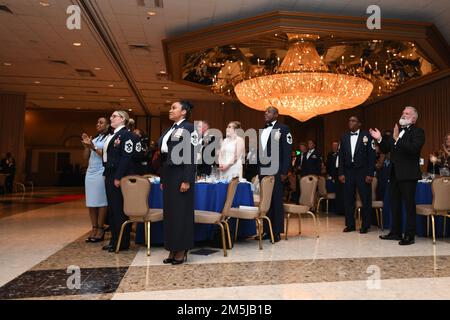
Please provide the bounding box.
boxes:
[265,122,273,128]
[350,132,358,136]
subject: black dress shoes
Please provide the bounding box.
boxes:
[163,258,173,264]
[359,227,369,234]
[102,244,113,251]
[256,233,281,242]
[343,226,356,232]
[399,236,415,245]
[272,234,281,243]
[379,233,403,240]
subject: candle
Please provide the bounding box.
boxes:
[277,56,280,66]
[360,58,363,66]
[341,56,344,64]
[375,61,378,70]
[257,58,260,66]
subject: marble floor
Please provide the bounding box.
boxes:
[1,188,450,300]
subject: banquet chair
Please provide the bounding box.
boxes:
[355,177,384,230]
[316,176,336,216]
[194,177,239,257]
[117,175,163,255]
[224,176,275,250]
[283,175,319,240]
[416,177,450,244]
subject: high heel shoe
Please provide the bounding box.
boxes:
[171,250,188,265]
[163,252,175,264]
[90,227,105,243]
[85,227,97,242]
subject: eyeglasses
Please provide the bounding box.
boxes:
[111,114,123,119]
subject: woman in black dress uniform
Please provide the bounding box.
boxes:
[159,101,196,265]
[102,110,139,252]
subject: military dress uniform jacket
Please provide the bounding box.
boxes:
[158,120,196,184]
[301,150,322,176]
[258,122,293,176]
[103,127,139,180]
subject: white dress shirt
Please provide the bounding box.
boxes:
[306,148,315,159]
[161,119,185,153]
[261,120,276,150]
[350,129,360,162]
[102,125,125,162]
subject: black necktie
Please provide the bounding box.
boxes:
[265,122,273,128]
[350,132,358,136]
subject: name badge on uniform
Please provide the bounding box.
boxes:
[124,139,133,153]
[274,129,281,141]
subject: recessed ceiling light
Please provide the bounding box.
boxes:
[34,81,41,84]
[39,1,50,7]
[147,11,156,16]
[3,62,12,66]
[349,55,355,58]
[128,108,133,112]
[108,84,114,87]
[120,98,126,101]
[58,96,64,99]
[162,86,169,90]
[94,67,101,71]
[159,70,167,74]
[165,100,171,103]
[73,42,82,47]
[76,107,81,110]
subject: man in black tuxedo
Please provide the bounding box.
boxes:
[370,106,425,245]
[326,141,339,179]
[258,106,292,242]
[339,116,376,233]
[301,140,322,176]
[195,120,216,177]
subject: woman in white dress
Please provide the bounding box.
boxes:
[81,117,109,242]
[218,121,245,180]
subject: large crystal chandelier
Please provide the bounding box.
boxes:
[234,34,374,121]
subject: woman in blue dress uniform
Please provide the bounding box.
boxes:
[102,110,139,252]
[159,101,196,264]
[81,117,109,242]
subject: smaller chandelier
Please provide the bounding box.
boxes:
[234,34,373,121]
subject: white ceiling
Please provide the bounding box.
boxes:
[0,0,449,115]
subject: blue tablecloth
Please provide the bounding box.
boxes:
[135,182,255,245]
[382,181,449,237]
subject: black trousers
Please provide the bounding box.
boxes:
[334,178,345,215]
[389,171,417,237]
[261,173,284,235]
[105,174,130,249]
[344,168,372,229]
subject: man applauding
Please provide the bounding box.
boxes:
[369,106,425,245]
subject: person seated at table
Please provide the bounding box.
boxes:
[218,121,245,180]
[427,133,450,175]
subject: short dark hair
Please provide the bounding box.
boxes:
[179,100,194,119]
[349,115,361,123]
[266,106,279,115]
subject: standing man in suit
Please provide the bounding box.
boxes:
[326,141,339,179]
[301,140,322,176]
[339,116,376,233]
[370,106,425,245]
[195,120,216,177]
[258,106,292,242]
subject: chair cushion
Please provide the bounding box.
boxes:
[283,203,310,214]
[372,201,383,208]
[226,207,259,219]
[355,200,362,208]
[145,209,163,222]
[195,210,221,224]
[326,193,336,199]
[416,204,435,216]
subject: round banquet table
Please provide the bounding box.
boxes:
[135,182,256,245]
[382,181,449,237]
